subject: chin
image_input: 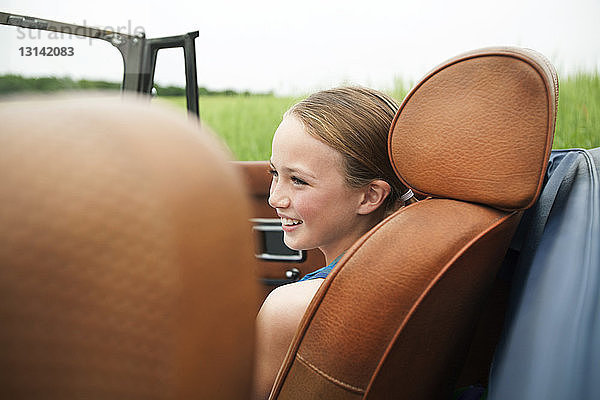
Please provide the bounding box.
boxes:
[283,237,300,251]
[283,234,308,251]
[283,236,319,255]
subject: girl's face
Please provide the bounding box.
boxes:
[268,116,368,262]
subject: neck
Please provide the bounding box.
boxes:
[320,235,359,265]
[320,214,382,265]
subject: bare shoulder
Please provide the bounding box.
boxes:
[254,279,324,399]
[258,279,324,324]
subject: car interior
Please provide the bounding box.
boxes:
[3,11,599,400]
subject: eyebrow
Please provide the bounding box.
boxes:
[269,160,316,180]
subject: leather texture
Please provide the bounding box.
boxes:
[271,47,557,400]
[0,95,259,399]
[389,47,558,211]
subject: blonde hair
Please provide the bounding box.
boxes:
[286,86,416,214]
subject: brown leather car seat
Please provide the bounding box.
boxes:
[270,47,558,399]
[0,96,259,399]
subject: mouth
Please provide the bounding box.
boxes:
[280,217,303,233]
[281,217,303,227]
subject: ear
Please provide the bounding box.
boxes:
[357,180,391,215]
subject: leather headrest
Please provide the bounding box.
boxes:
[389,47,557,211]
[0,95,258,398]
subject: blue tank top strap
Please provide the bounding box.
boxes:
[298,253,344,282]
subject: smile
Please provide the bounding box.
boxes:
[281,217,303,226]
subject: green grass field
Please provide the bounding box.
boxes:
[158,95,300,160]
[554,73,600,149]
[161,73,599,161]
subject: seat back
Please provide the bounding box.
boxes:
[0,96,259,399]
[270,47,557,399]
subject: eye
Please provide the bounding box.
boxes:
[267,168,278,178]
[291,176,307,185]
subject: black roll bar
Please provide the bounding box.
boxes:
[0,11,199,117]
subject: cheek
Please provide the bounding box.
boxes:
[293,196,318,219]
[294,191,337,221]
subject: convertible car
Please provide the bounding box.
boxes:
[1,12,598,400]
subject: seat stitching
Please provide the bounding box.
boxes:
[296,353,365,394]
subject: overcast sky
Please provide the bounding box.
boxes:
[2,0,599,95]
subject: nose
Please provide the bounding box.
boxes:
[268,180,290,209]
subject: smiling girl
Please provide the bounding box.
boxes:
[254,87,416,399]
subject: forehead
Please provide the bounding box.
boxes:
[271,116,343,176]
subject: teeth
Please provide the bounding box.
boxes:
[281,217,302,226]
